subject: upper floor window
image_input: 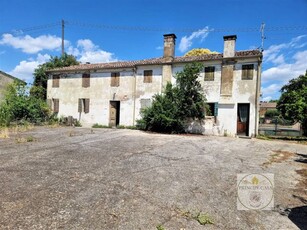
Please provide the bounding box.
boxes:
[143,70,153,83]
[52,75,60,88]
[111,72,120,87]
[82,73,90,87]
[242,64,254,80]
[204,66,215,81]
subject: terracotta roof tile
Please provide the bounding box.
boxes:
[47,50,262,72]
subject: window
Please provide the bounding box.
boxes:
[242,64,254,80]
[144,70,153,83]
[47,98,59,113]
[82,73,90,87]
[52,75,60,87]
[78,98,90,113]
[111,72,120,87]
[204,66,215,81]
[140,99,151,109]
[205,102,218,116]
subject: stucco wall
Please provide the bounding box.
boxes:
[47,59,260,137]
[0,73,16,101]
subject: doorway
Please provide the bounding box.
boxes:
[109,101,120,127]
[237,103,250,136]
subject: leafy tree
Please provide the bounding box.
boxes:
[264,109,280,118]
[184,48,218,57]
[137,62,206,133]
[33,53,79,99]
[277,71,307,136]
[0,81,50,126]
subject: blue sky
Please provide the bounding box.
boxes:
[0,0,306,101]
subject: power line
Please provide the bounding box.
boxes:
[1,21,307,36]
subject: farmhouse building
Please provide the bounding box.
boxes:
[47,34,262,137]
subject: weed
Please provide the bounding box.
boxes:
[75,120,82,127]
[156,224,165,230]
[92,123,110,128]
[194,212,214,225]
[26,136,34,142]
[0,128,9,138]
[117,125,126,129]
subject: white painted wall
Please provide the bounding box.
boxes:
[47,58,260,137]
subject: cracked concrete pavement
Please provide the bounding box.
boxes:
[0,127,306,229]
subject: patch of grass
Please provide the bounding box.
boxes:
[156,224,165,230]
[0,128,9,138]
[174,208,214,226]
[116,125,126,129]
[16,135,35,143]
[195,212,214,225]
[75,120,82,127]
[92,123,110,128]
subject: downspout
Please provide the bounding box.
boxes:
[132,67,137,126]
[254,56,262,137]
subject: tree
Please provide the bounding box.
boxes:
[264,109,280,118]
[277,71,307,136]
[33,53,79,99]
[137,62,206,133]
[0,81,50,126]
[184,48,218,57]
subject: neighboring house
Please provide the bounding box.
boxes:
[47,34,262,137]
[259,102,277,117]
[0,70,24,102]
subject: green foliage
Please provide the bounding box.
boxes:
[137,63,206,133]
[277,71,307,136]
[156,225,166,230]
[264,109,280,118]
[0,81,50,126]
[33,53,79,99]
[195,212,214,225]
[75,120,82,127]
[92,123,110,128]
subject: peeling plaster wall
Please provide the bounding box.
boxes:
[47,58,260,136]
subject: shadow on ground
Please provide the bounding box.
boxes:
[288,205,307,230]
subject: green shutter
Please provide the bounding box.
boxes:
[214,102,218,116]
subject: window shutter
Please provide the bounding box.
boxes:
[214,102,218,116]
[144,70,153,83]
[242,64,254,80]
[205,66,215,81]
[116,72,120,86]
[78,98,82,113]
[84,99,90,113]
[53,99,59,113]
[52,75,60,87]
[82,73,90,87]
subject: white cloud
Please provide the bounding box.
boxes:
[179,27,210,53]
[261,83,281,95]
[67,39,117,63]
[0,33,67,54]
[262,96,272,102]
[9,53,50,82]
[262,50,307,83]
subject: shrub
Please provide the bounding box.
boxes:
[137,63,206,133]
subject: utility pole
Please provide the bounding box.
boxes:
[260,22,266,52]
[61,19,65,56]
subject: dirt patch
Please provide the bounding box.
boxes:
[263,150,296,167]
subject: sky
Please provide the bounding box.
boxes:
[0,0,306,101]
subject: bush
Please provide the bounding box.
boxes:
[137,63,206,133]
[265,109,280,118]
[0,81,50,127]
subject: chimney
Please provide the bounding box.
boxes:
[163,34,176,59]
[223,35,237,58]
